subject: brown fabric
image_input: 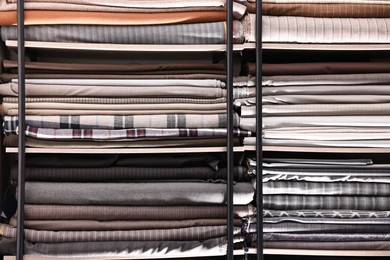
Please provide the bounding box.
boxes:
[0,10,226,26]
[9,218,242,231]
[3,60,226,75]
[247,2,256,13]
[262,62,390,76]
[23,204,255,221]
[263,3,390,18]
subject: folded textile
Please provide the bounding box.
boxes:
[263,223,390,233]
[262,158,375,167]
[264,195,390,210]
[264,233,390,242]
[263,3,390,18]
[263,240,390,250]
[1,224,241,243]
[1,22,244,44]
[263,96,390,105]
[263,217,390,224]
[263,181,390,196]
[4,114,238,130]
[23,182,255,205]
[9,218,242,231]
[260,15,390,43]
[263,138,390,148]
[263,85,390,96]
[263,0,390,4]
[263,174,390,184]
[23,204,255,220]
[10,166,249,182]
[263,209,390,219]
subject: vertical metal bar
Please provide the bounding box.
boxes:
[226,0,234,259]
[256,0,263,259]
[16,0,25,259]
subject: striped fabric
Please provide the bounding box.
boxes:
[3,114,239,130]
[1,224,240,243]
[1,22,244,44]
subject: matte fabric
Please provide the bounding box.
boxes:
[263,209,390,219]
[263,217,390,225]
[263,223,390,233]
[263,85,390,96]
[10,166,249,182]
[23,204,255,220]
[1,22,245,44]
[1,224,241,243]
[0,10,226,26]
[263,3,390,18]
[9,218,243,231]
[263,241,390,250]
[264,195,390,210]
[263,96,390,105]
[264,233,390,242]
[23,182,255,205]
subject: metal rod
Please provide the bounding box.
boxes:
[226,0,234,259]
[16,0,25,259]
[256,0,264,259]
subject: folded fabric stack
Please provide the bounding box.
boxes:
[243,0,390,43]
[1,153,256,256]
[261,61,390,148]
[247,157,390,250]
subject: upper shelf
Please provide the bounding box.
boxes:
[6,40,256,52]
[263,43,390,51]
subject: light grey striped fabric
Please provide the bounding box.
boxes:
[1,22,244,44]
[263,182,390,195]
[1,224,240,243]
[261,15,390,43]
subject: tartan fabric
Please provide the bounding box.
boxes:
[4,114,239,130]
[23,204,255,221]
[264,195,390,210]
[263,181,390,196]
[1,22,244,44]
[263,209,390,219]
[1,224,241,243]
[16,126,251,140]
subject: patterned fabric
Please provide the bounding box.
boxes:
[14,126,251,140]
[1,22,244,44]
[4,114,239,130]
[263,210,390,219]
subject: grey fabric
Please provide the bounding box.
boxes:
[264,233,390,242]
[264,195,390,210]
[263,209,390,219]
[263,173,390,184]
[263,85,390,96]
[263,240,390,250]
[263,217,390,225]
[23,182,255,205]
[263,222,390,233]
[263,96,390,105]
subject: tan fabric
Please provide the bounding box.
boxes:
[0,10,226,26]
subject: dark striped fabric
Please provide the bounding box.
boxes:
[1,22,244,44]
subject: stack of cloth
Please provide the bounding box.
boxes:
[243,0,390,44]
[258,61,390,148]
[0,0,247,44]
[1,153,256,257]
[246,157,390,250]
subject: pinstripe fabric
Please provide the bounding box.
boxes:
[263,209,390,218]
[260,15,390,43]
[264,195,390,210]
[263,3,390,18]
[1,224,240,243]
[263,181,390,195]
[23,204,255,220]
[0,22,244,44]
[11,166,249,182]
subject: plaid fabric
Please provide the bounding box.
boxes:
[12,126,251,140]
[263,209,390,219]
[264,195,390,210]
[4,114,239,131]
[1,224,241,243]
[263,181,390,196]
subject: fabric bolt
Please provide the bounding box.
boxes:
[23,182,255,205]
[263,217,390,225]
[262,158,374,167]
[4,114,238,130]
[264,195,390,210]
[263,85,390,96]
[22,238,232,257]
[263,241,390,250]
[0,83,227,98]
[263,223,390,233]
[1,22,245,44]
[1,224,241,243]
[262,3,390,18]
[263,209,390,219]
[263,181,390,196]
[263,138,390,148]
[263,233,390,242]
[263,0,390,4]
[8,218,242,231]
[260,15,390,43]
[10,166,249,182]
[23,204,255,221]
[263,96,390,105]
[0,10,227,26]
